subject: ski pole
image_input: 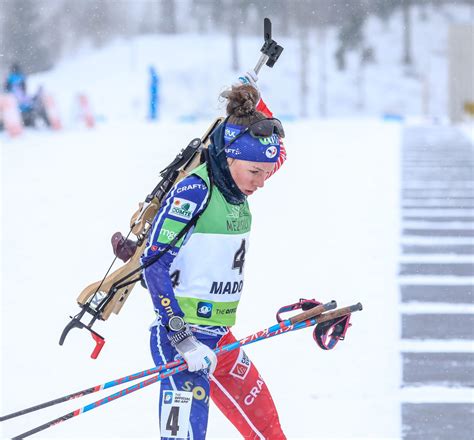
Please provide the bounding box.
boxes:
[10,303,361,439]
[2,301,336,423]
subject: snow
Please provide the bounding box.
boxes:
[23,4,472,123]
[400,387,474,403]
[400,339,474,353]
[1,118,401,439]
[1,4,473,439]
[459,123,474,144]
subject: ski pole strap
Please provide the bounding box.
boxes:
[313,314,352,350]
[276,298,352,350]
[276,298,322,323]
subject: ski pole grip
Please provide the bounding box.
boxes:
[289,300,337,324]
[317,303,363,324]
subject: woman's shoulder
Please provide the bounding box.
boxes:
[172,172,209,205]
[177,172,208,191]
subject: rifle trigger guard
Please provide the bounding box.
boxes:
[59,315,85,346]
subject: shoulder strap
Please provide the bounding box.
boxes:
[111,153,214,290]
[141,151,213,272]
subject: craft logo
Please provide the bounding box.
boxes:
[230,350,251,380]
[224,147,241,156]
[170,198,196,220]
[265,146,278,159]
[244,377,265,406]
[163,391,173,404]
[197,302,213,318]
[177,183,205,194]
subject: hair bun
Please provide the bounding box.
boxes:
[225,84,259,117]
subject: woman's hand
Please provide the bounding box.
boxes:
[170,328,217,373]
[238,69,259,90]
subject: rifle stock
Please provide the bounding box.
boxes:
[75,117,223,320]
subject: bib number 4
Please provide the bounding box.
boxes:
[166,406,180,436]
[160,390,193,438]
[232,239,246,275]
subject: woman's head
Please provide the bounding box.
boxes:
[224,84,263,126]
[220,84,283,195]
[225,159,274,196]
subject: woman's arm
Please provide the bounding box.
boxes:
[141,174,209,327]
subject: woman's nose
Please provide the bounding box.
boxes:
[255,174,265,188]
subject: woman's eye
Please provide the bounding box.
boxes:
[250,170,259,175]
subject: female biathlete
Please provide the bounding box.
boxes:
[141,75,287,440]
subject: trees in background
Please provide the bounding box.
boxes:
[1,0,127,75]
[159,0,177,33]
[1,0,54,73]
[1,0,469,76]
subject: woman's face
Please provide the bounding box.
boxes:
[227,159,274,196]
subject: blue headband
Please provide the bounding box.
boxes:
[223,123,281,163]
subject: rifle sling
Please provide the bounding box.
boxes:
[112,151,214,292]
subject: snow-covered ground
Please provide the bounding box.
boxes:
[1,118,401,439]
[1,3,473,439]
[460,123,474,144]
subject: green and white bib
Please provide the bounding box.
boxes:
[171,164,251,326]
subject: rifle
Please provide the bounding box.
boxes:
[59,18,284,359]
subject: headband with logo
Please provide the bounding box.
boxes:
[224,123,281,163]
